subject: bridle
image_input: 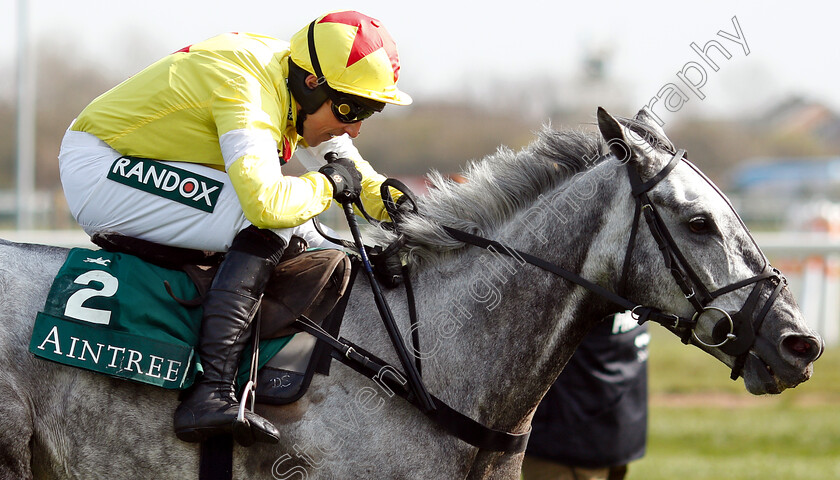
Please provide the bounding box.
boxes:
[620,148,786,379]
[444,147,787,380]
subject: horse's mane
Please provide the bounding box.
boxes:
[377,117,675,265]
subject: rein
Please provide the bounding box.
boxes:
[441,225,693,331]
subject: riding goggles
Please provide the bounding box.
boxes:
[329,91,385,123]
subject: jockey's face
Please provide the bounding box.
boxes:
[298,73,365,147]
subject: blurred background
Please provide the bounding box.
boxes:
[2,0,839,477]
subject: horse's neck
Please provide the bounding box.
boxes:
[391,166,624,432]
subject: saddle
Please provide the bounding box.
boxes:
[90,232,352,404]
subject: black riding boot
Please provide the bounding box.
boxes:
[174,227,285,446]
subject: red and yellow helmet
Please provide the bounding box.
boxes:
[289,11,412,107]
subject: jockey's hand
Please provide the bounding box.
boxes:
[319,154,362,204]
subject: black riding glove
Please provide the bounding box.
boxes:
[319,155,363,204]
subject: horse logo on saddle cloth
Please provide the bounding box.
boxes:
[28,233,352,404]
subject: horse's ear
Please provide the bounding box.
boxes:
[597,107,631,163]
[597,107,669,179]
[633,107,669,143]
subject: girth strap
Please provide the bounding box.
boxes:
[199,435,233,480]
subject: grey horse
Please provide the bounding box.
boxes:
[0,108,821,479]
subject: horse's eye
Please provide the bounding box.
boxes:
[688,216,711,234]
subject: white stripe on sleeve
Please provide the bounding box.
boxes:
[219,128,279,171]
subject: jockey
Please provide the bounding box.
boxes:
[58,11,411,445]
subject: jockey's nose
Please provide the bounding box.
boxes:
[343,121,362,138]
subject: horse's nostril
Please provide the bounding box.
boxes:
[782,335,821,361]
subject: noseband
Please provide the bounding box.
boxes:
[620,149,786,378]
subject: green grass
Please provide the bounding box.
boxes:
[627,329,840,480]
[630,405,840,480]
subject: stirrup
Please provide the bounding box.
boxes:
[234,307,262,447]
[232,379,257,446]
[237,380,257,424]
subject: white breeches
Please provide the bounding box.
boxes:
[58,130,339,252]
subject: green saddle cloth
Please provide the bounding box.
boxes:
[29,247,292,389]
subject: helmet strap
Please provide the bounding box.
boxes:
[288,58,329,137]
[289,21,331,137]
[307,21,327,84]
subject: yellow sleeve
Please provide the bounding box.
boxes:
[213,73,338,228]
[228,153,334,228]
